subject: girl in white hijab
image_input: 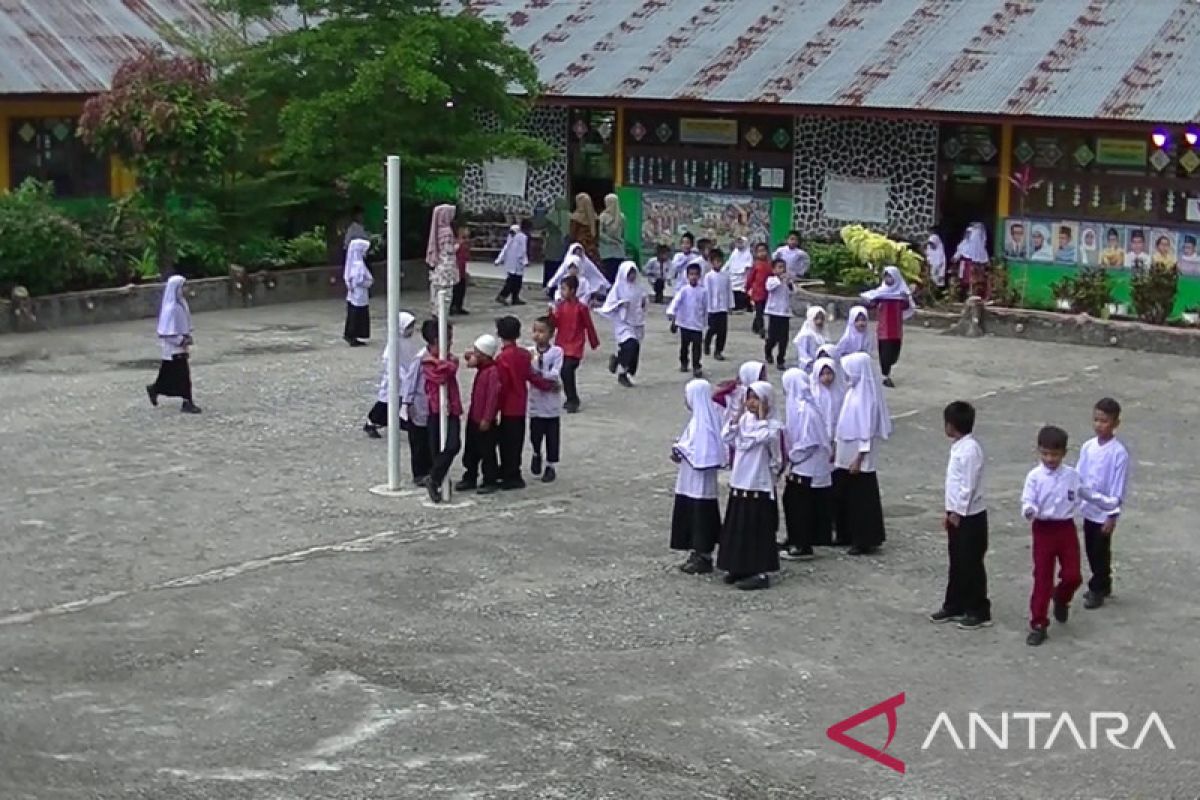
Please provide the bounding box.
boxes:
[717,380,782,590]
[859,266,914,387]
[925,233,947,288]
[364,311,418,440]
[547,243,609,301]
[712,359,767,424]
[146,274,200,414]
[834,352,892,555]
[598,261,647,387]
[833,305,871,359]
[780,367,834,559]
[791,304,827,373]
[343,238,373,346]
[952,222,989,299]
[726,236,753,311]
[670,378,726,575]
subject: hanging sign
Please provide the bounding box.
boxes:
[678,118,739,146]
[1095,138,1147,168]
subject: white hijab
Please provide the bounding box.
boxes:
[955,222,989,263]
[783,368,826,455]
[599,260,644,317]
[835,305,871,357]
[344,238,371,285]
[861,266,915,319]
[809,357,841,441]
[674,378,725,469]
[384,311,419,366]
[726,237,753,275]
[156,275,191,337]
[550,244,609,293]
[836,352,892,442]
[793,304,827,347]
[925,234,947,285]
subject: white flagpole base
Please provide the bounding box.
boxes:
[368,484,422,499]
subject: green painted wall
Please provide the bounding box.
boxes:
[1006,261,1200,316]
[617,186,642,261]
[770,197,794,248]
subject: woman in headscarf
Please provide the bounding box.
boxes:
[925,232,947,289]
[670,378,726,575]
[726,236,754,312]
[791,304,827,373]
[951,222,990,300]
[780,366,834,560]
[343,238,374,346]
[597,193,626,285]
[834,353,892,555]
[859,267,915,388]
[569,193,600,266]
[597,260,647,388]
[146,274,200,414]
[426,204,459,317]
[363,311,418,440]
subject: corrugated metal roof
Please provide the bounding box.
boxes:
[468,0,1200,123]
[0,0,297,94]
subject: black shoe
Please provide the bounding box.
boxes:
[1026,627,1048,646]
[679,364,690,373]
[679,553,713,575]
[531,453,543,475]
[413,475,429,488]
[363,423,381,439]
[617,373,633,388]
[541,466,556,483]
[477,483,499,495]
[500,478,526,491]
[692,367,703,378]
[454,478,477,492]
[929,608,964,624]
[714,352,726,361]
[145,385,158,407]
[348,339,366,348]
[458,308,471,315]
[564,401,580,414]
[511,299,527,306]
[722,573,739,585]
[426,481,443,504]
[608,355,618,374]
[735,574,770,591]
[1053,599,1069,623]
[847,546,865,556]
[882,376,895,388]
[1083,590,1105,609]
[780,545,814,561]
[957,615,993,630]
[181,401,202,414]
[495,295,507,305]
[776,360,786,371]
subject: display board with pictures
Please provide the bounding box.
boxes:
[1003,217,1200,276]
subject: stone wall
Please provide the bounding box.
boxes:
[458,107,569,216]
[792,115,938,241]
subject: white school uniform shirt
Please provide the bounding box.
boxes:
[945,434,986,516]
[1021,464,1119,521]
[496,231,529,276]
[527,345,563,419]
[670,250,695,288]
[675,462,718,499]
[666,283,707,332]
[400,346,430,427]
[1075,436,1130,523]
[613,293,646,343]
[723,415,779,496]
[702,268,734,313]
[726,246,753,293]
[773,245,810,279]
[642,256,668,281]
[764,276,792,317]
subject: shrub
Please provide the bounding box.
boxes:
[1130,260,1179,325]
[234,235,289,270]
[285,226,329,266]
[0,180,86,296]
[839,225,923,285]
[807,242,856,286]
[1049,265,1112,317]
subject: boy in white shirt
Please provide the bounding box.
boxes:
[670,233,697,291]
[528,316,564,483]
[702,249,734,362]
[1021,425,1119,647]
[773,230,810,280]
[643,243,671,304]
[930,402,990,630]
[762,259,793,369]
[495,219,530,306]
[666,262,707,378]
[1077,397,1130,609]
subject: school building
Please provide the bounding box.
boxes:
[458,0,1200,307]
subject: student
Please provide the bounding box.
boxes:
[833,305,871,359]
[528,316,564,483]
[146,274,201,414]
[697,237,713,263]
[451,225,471,315]
[364,311,418,440]
[926,233,947,289]
[547,244,609,302]
[1076,397,1131,610]
[1021,425,1119,646]
[495,316,556,490]
[792,305,827,373]
[702,248,734,361]
[780,367,833,560]
[548,275,600,413]
[834,353,891,555]
[554,260,594,306]
[670,233,697,292]
[666,261,706,377]
[456,334,503,494]
[930,401,991,629]
[763,258,792,369]
[713,360,768,422]
[643,243,672,304]
[813,349,849,545]
[860,266,914,388]
[343,238,373,346]
[773,231,810,280]
[718,380,782,590]
[670,378,726,575]
[746,242,773,337]
[598,261,647,388]
[400,324,433,486]
[495,220,530,306]
[726,236,753,312]
[420,319,463,504]
[952,222,989,298]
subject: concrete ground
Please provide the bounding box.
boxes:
[1,284,1197,800]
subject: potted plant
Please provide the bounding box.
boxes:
[1182,306,1199,326]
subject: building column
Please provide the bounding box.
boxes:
[614,106,625,187]
[997,123,1013,218]
[0,110,9,191]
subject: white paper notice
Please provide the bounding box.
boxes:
[823,174,890,224]
[483,158,528,196]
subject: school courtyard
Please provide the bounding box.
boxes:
[1,289,1197,800]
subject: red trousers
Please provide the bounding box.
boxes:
[1029,519,1082,629]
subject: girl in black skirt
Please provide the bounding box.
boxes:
[833,353,893,555]
[146,274,200,414]
[717,380,781,590]
[780,367,834,560]
[343,238,373,346]
[815,344,851,545]
[670,378,726,575]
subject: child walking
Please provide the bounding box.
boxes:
[718,380,782,590]
[930,401,991,630]
[146,274,201,414]
[643,243,671,304]
[548,275,600,413]
[598,261,647,388]
[528,316,564,483]
[420,319,463,504]
[495,315,556,490]
[671,233,697,292]
[1076,398,1130,610]
[780,367,834,560]
[343,238,373,346]
[456,334,503,495]
[746,242,772,337]
[495,220,530,306]
[763,259,793,370]
[773,231,810,279]
[364,311,418,439]
[702,248,733,361]
[792,305,827,373]
[667,261,707,378]
[860,267,914,387]
[1021,425,1119,646]
[451,224,471,315]
[834,353,892,555]
[670,378,726,575]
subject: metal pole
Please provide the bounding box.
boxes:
[437,288,452,503]
[385,156,402,491]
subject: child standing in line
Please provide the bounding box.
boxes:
[726,236,753,312]
[420,319,463,504]
[495,220,530,306]
[834,352,892,555]
[671,232,697,292]
[456,334,503,495]
[930,401,991,630]
[763,258,793,370]
[1021,425,1119,646]
[548,275,600,413]
[495,315,556,490]
[400,326,432,486]
[746,242,773,337]
[718,380,782,591]
[644,243,672,304]
[859,266,915,388]
[833,305,871,359]
[667,261,707,378]
[1076,398,1131,610]
[343,238,374,347]
[364,311,418,440]
[670,378,726,576]
[813,350,849,546]
[773,230,810,280]
[528,316,564,483]
[146,274,201,414]
[780,367,833,560]
[451,225,471,315]
[598,261,647,388]
[792,305,827,373]
[702,248,733,362]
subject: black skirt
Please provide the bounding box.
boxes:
[151,354,192,399]
[783,474,833,548]
[840,471,887,549]
[718,489,780,577]
[830,469,852,546]
[367,401,388,427]
[344,302,370,340]
[670,495,722,555]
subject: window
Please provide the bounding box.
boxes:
[8,117,109,197]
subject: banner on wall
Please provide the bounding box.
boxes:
[678,118,739,146]
[640,189,771,254]
[823,174,890,224]
[1004,216,1200,276]
[482,158,528,196]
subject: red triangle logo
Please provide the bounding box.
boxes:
[826,692,906,774]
